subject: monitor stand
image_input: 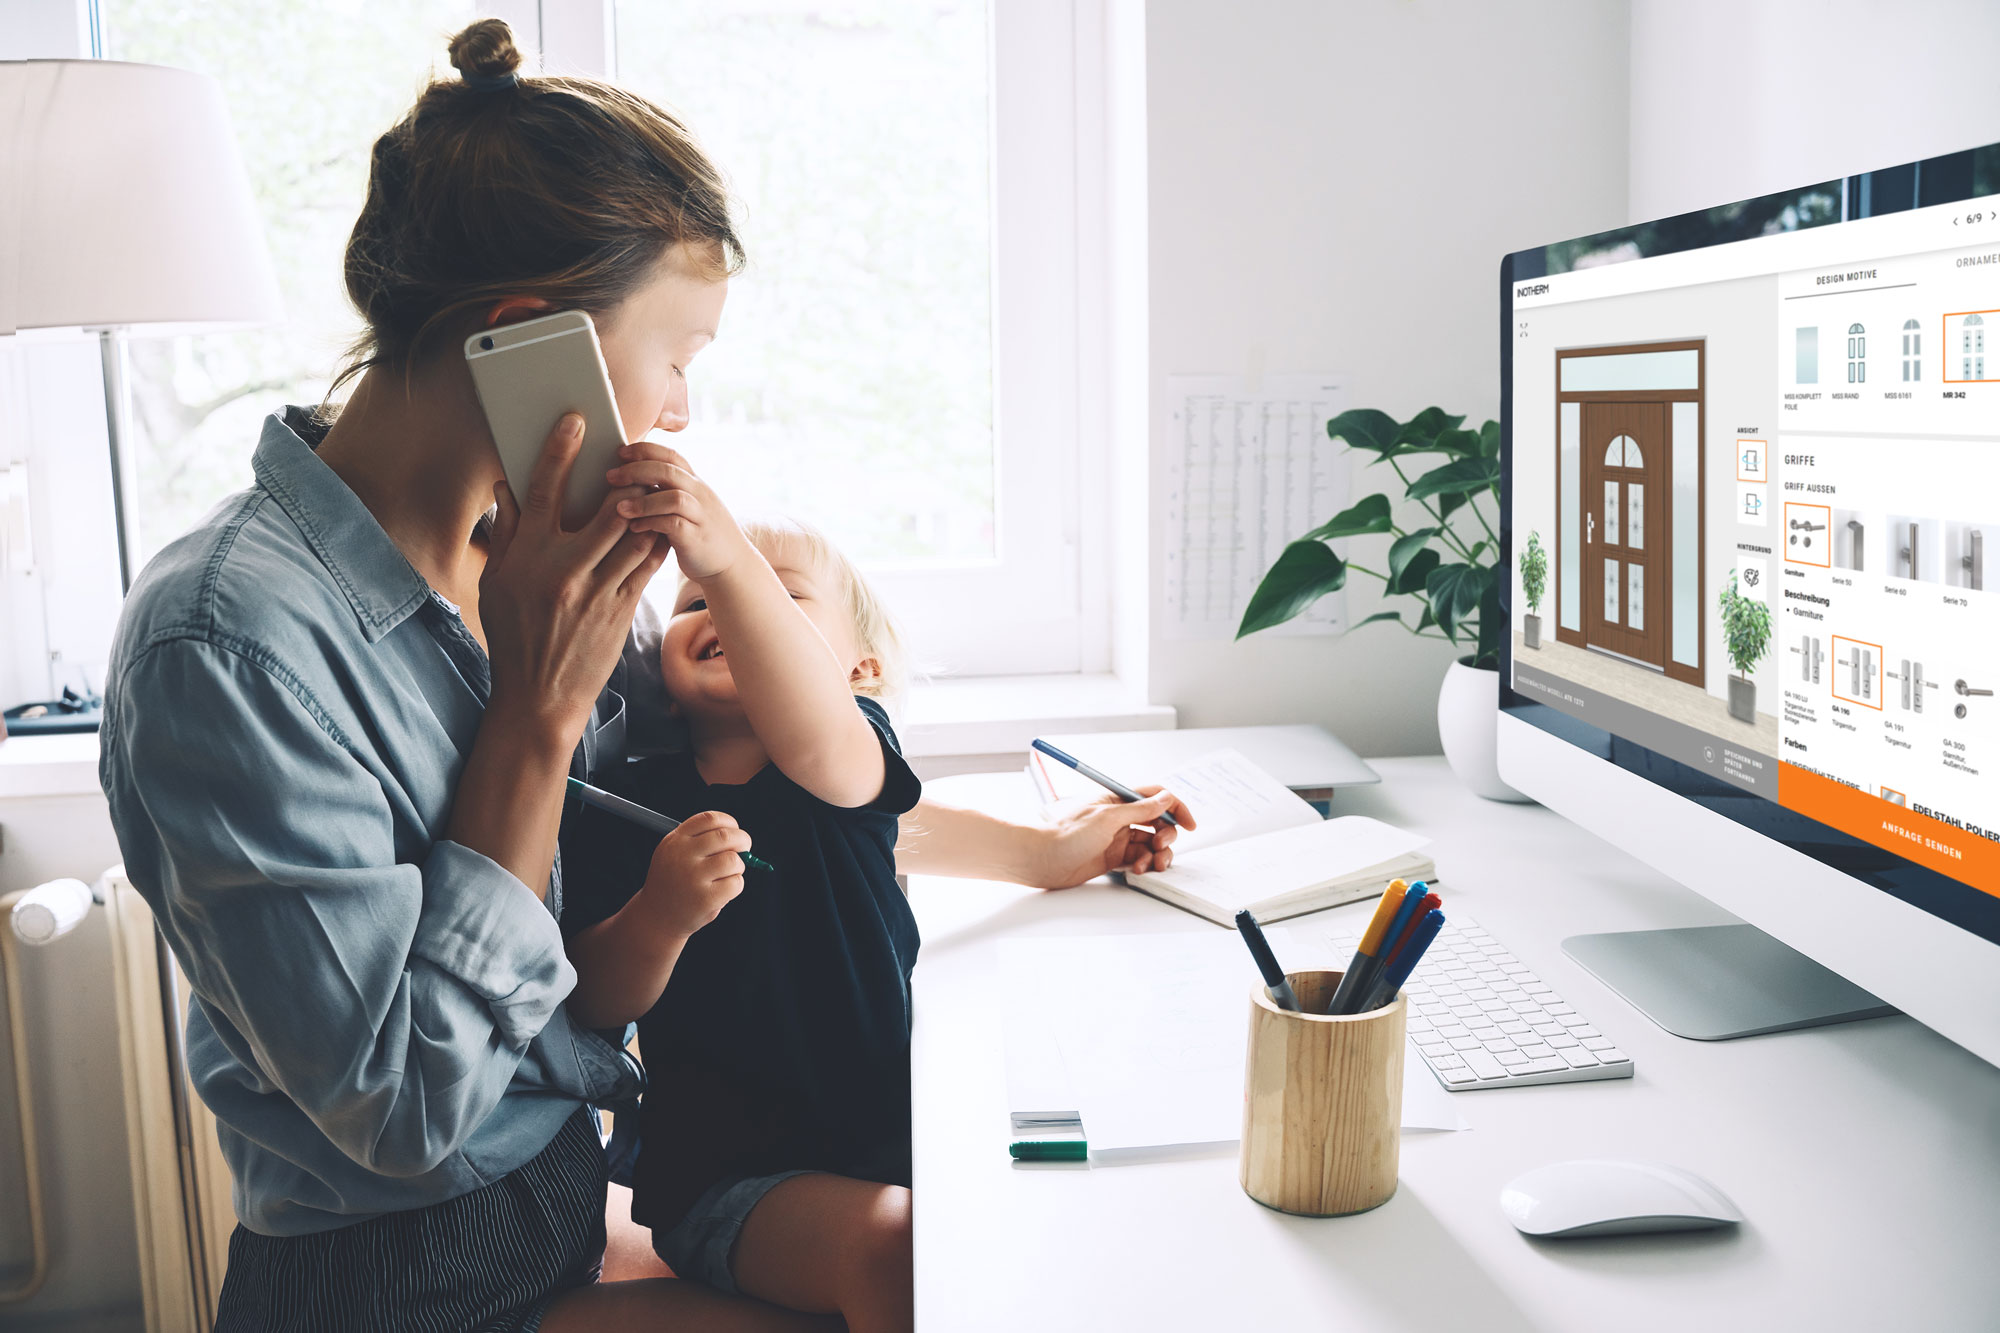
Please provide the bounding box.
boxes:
[1562,924,1897,1040]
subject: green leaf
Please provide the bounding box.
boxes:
[1464,539,1489,564]
[1480,420,1500,458]
[1325,409,1401,455]
[1390,407,1466,453]
[1406,455,1500,503]
[1437,489,1467,521]
[1425,562,1490,641]
[1237,540,1347,638]
[1415,603,1438,634]
[1353,610,1404,628]
[1302,492,1392,540]
[1474,574,1502,669]
[1433,427,1483,458]
[1387,527,1440,587]
[1391,546,1441,596]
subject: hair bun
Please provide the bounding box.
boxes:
[447,18,524,82]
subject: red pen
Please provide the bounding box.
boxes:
[1382,892,1442,968]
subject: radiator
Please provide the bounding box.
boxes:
[2,872,232,1332]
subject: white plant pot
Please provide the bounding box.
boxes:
[1437,659,1531,803]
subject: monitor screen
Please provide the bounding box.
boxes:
[1501,145,2000,951]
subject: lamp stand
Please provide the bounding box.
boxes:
[98,329,136,595]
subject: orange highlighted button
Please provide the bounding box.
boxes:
[1780,763,2000,898]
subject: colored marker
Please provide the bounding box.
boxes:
[566,777,775,874]
[1030,739,1181,828]
[1325,879,1410,1015]
[1234,910,1300,1012]
[1336,881,1430,1014]
[1363,909,1445,1012]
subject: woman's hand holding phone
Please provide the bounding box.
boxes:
[605,442,753,582]
[480,413,671,746]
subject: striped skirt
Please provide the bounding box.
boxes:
[214,1105,607,1333]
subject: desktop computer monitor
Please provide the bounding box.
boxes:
[1498,142,2000,1070]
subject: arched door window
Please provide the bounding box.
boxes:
[1602,434,1640,467]
[1902,318,1921,381]
[1847,322,1866,383]
[1966,313,1987,380]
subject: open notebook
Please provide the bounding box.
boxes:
[1031,746,1434,926]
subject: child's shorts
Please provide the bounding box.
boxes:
[651,1169,817,1293]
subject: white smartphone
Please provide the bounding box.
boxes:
[464,309,629,532]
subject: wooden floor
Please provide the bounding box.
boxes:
[1515,632,1781,755]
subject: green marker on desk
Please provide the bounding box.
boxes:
[566,777,776,874]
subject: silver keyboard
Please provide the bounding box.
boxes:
[1326,915,1635,1090]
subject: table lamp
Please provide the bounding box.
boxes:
[0,57,280,592]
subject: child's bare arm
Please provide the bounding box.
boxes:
[565,811,750,1028]
[609,444,885,807]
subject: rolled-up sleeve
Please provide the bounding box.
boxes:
[106,637,573,1179]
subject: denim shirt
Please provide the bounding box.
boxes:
[100,408,645,1236]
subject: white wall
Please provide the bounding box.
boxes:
[1630,0,2000,223]
[1143,0,1632,756]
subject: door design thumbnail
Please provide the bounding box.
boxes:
[1554,341,1705,686]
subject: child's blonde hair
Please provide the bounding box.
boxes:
[685,517,908,703]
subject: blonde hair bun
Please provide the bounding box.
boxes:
[447,18,524,82]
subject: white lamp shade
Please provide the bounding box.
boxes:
[0,59,281,336]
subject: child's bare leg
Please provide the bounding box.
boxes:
[730,1174,913,1333]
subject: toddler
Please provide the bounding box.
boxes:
[562,460,924,1332]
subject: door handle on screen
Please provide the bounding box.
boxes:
[1964,530,1983,590]
[1587,513,1595,542]
[1956,680,1993,697]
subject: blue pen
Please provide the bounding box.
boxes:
[1333,881,1429,1013]
[1030,739,1181,828]
[1363,908,1445,1012]
[1234,910,1300,1012]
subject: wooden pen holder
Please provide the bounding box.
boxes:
[1239,969,1405,1217]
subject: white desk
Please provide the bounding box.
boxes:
[908,757,2000,1331]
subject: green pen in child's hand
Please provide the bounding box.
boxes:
[565,777,776,874]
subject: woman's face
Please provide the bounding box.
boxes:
[596,245,730,442]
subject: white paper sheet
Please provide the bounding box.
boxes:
[999,929,1466,1158]
[1163,374,1349,640]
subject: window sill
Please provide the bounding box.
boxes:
[0,731,104,799]
[899,673,1174,776]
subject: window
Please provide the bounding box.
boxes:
[1902,318,1920,381]
[104,0,477,564]
[1848,322,1865,383]
[101,0,1105,676]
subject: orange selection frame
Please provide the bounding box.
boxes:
[1736,438,1767,483]
[1830,635,1885,710]
[1784,502,1832,568]
[1941,308,1999,384]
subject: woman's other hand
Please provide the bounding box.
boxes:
[1028,786,1194,889]
[481,413,671,744]
[605,441,754,582]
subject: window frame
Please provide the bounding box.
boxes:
[511,0,1112,678]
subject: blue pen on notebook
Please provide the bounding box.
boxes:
[1029,739,1180,828]
[1363,908,1445,1013]
[566,777,776,874]
[1234,910,1299,1012]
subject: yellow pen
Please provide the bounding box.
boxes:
[1325,878,1408,1014]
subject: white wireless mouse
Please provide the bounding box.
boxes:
[1499,1159,1743,1238]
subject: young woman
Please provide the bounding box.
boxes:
[99,17,1182,1328]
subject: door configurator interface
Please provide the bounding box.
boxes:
[1511,201,2000,898]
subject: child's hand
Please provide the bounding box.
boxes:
[641,810,753,936]
[606,443,754,582]
[1027,787,1193,889]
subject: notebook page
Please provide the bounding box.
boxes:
[1134,816,1431,912]
[1150,748,1321,853]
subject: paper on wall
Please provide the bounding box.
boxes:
[1163,373,1349,641]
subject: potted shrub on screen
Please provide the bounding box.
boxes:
[1519,530,1547,649]
[1237,406,1526,801]
[1719,569,1771,723]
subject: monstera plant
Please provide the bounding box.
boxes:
[1237,406,1501,668]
